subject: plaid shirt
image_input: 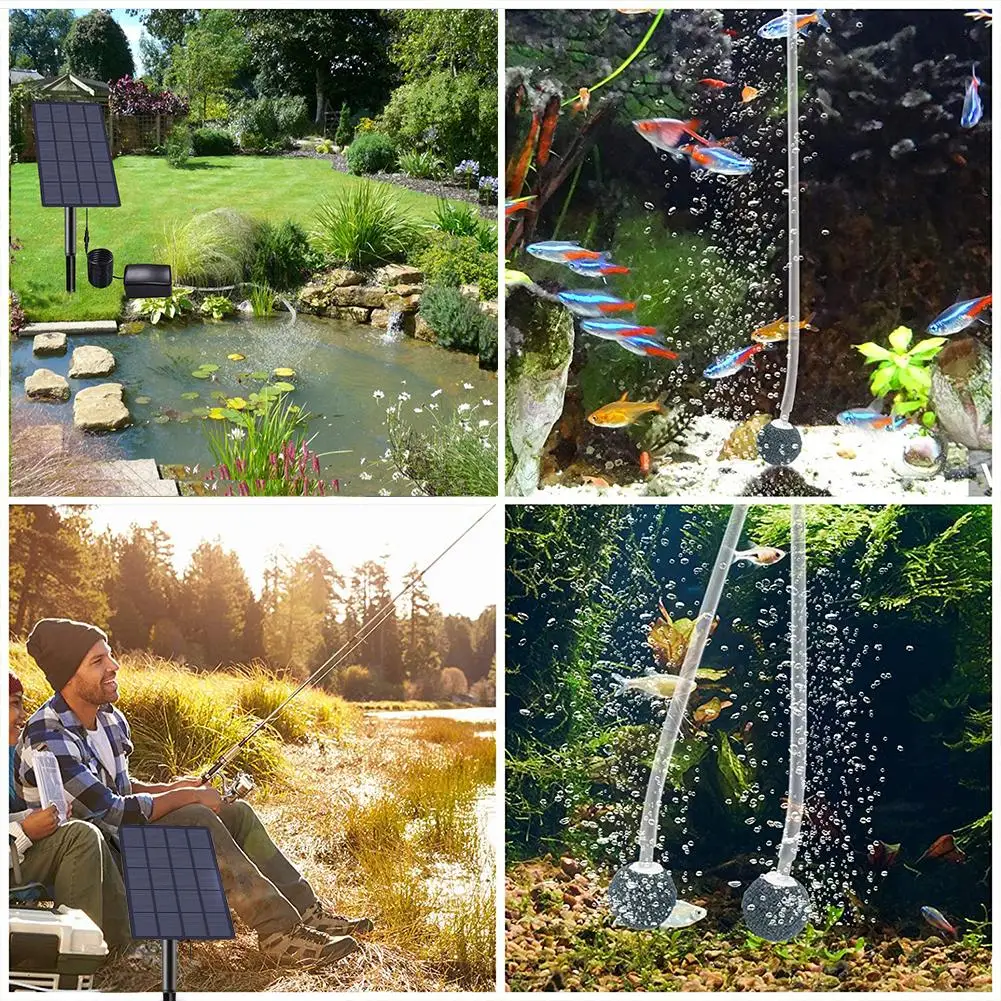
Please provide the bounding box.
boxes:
[14,692,153,837]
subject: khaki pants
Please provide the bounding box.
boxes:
[14,819,131,950]
[155,801,317,938]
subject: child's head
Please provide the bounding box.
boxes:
[9,672,25,746]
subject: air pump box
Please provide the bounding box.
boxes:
[123,263,172,298]
[9,904,108,989]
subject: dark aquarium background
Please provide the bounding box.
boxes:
[505,9,990,493]
[506,505,990,971]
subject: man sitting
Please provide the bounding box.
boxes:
[14,618,373,967]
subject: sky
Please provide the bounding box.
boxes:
[73,8,146,75]
[77,502,500,618]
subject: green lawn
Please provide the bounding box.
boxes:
[10,155,442,322]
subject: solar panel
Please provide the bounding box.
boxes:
[120,826,235,941]
[32,102,120,208]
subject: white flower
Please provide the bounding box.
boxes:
[457,403,471,413]
[229,427,246,441]
[478,419,490,428]
[429,403,439,411]
[463,382,474,390]
[398,391,411,401]
[413,407,423,413]
[378,488,391,497]
[482,398,493,406]
[372,390,385,399]
[431,389,443,398]
[359,471,373,481]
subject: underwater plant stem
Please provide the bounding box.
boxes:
[638,504,749,865]
[777,504,808,876]
[779,6,801,423]
[562,9,666,107]
[552,154,586,240]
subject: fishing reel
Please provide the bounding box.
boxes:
[219,771,255,803]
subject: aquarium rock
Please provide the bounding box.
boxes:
[68,344,116,379]
[505,284,574,495]
[32,332,67,356]
[25,368,70,402]
[890,138,917,158]
[73,383,131,432]
[929,337,992,450]
[718,414,772,460]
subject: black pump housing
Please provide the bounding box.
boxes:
[123,263,172,298]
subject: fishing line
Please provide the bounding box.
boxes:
[201,505,495,781]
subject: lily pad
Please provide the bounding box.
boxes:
[208,408,227,420]
[153,414,170,424]
[226,397,248,410]
[227,353,246,361]
[210,390,228,401]
[273,367,296,378]
[200,364,220,373]
[191,407,209,418]
[249,371,269,381]
[271,381,296,393]
[180,391,200,401]
[135,395,152,405]
[191,370,211,379]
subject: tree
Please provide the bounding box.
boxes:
[471,606,496,683]
[10,9,76,74]
[443,615,475,674]
[105,522,176,652]
[344,559,403,690]
[63,10,134,83]
[390,9,497,85]
[234,9,395,125]
[400,565,444,696]
[164,10,250,120]
[130,9,199,86]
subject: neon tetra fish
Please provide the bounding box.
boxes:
[525,241,604,264]
[616,334,680,360]
[733,546,787,566]
[703,343,764,379]
[758,8,831,38]
[927,294,992,335]
[920,906,958,939]
[680,142,754,175]
[580,319,658,340]
[557,289,637,317]
[837,409,908,430]
[587,391,666,428]
[750,312,817,343]
[566,257,631,277]
[961,64,983,129]
[505,196,536,219]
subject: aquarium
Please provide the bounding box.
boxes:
[504,8,991,498]
[505,503,991,991]
[11,313,496,496]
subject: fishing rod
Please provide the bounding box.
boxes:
[200,505,495,789]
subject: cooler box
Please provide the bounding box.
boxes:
[9,905,107,990]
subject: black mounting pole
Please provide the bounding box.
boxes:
[64,206,76,293]
[162,939,177,1001]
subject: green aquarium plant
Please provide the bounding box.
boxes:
[854,325,945,427]
[199,295,235,320]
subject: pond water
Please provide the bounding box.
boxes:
[368,706,496,724]
[10,314,496,496]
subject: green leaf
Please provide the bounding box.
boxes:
[908,337,947,359]
[893,399,924,415]
[716,732,751,801]
[151,309,163,324]
[888,325,913,352]
[870,366,896,397]
[922,411,938,428]
[855,342,893,362]
[897,366,926,395]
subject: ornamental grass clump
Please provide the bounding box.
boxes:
[312,184,419,269]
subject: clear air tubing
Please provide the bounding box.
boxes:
[777,504,807,875]
[638,504,750,864]
[779,6,801,423]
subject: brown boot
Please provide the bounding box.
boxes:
[258,922,361,966]
[301,898,375,936]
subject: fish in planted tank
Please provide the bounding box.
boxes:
[612,671,693,699]
[505,195,536,218]
[741,85,761,103]
[920,905,959,939]
[960,64,984,129]
[703,342,767,379]
[615,334,680,360]
[579,318,657,341]
[557,289,637,316]
[678,140,755,176]
[565,256,631,278]
[587,391,667,428]
[632,117,708,153]
[732,545,787,566]
[836,408,908,430]
[757,8,831,39]
[524,240,604,264]
[927,293,992,335]
[750,312,818,344]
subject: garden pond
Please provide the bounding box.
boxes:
[11,313,496,496]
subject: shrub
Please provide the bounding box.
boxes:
[469,676,495,706]
[315,137,335,154]
[345,132,397,175]
[334,103,352,146]
[231,96,307,150]
[312,184,420,269]
[159,208,257,287]
[191,126,237,156]
[440,666,469,698]
[109,76,188,116]
[164,123,193,167]
[399,148,444,180]
[199,295,235,320]
[419,284,490,354]
[378,72,497,172]
[355,117,378,134]
[413,232,497,300]
[136,288,194,324]
[337,665,375,701]
[433,197,496,253]
[250,219,313,292]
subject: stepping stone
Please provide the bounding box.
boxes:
[21,320,118,336]
[73,383,131,431]
[84,460,180,497]
[69,345,116,378]
[33,331,67,356]
[25,368,70,401]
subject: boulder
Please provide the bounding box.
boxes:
[33,331,67,356]
[505,283,575,495]
[328,305,371,323]
[414,316,436,343]
[460,283,481,300]
[382,292,421,313]
[326,268,364,287]
[373,263,422,286]
[330,285,387,309]
[73,383,131,431]
[929,337,991,450]
[480,300,499,319]
[390,284,422,297]
[69,345,116,378]
[25,368,70,401]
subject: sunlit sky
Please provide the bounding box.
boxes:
[76,503,500,618]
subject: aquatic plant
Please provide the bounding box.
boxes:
[345,131,398,175]
[159,208,257,287]
[199,295,235,320]
[136,288,194,325]
[399,148,445,180]
[312,184,419,269]
[384,390,497,496]
[247,283,277,317]
[419,284,494,355]
[855,326,945,426]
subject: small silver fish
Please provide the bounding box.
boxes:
[613,672,692,699]
[733,546,787,567]
[660,899,708,928]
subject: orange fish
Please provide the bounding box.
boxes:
[918,834,967,864]
[587,391,666,429]
[581,475,611,488]
[751,312,817,344]
[572,87,591,114]
[741,85,760,103]
[639,451,652,476]
[699,78,732,89]
[505,196,536,219]
[952,152,967,166]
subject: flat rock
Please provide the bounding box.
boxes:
[21,320,117,336]
[460,283,481,300]
[69,345,116,378]
[325,268,364,287]
[383,292,421,313]
[480,300,498,318]
[33,332,67,356]
[73,383,131,431]
[330,285,387,309]
[390,283,422,296]
[374,263,423,286]
[414,316,436,343]
[25,368,70,401]
[327,305,371,323]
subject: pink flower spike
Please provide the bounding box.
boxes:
[312,455,321,474]
[235,458,245,474]
[238,482,249,496]
[269,452,278,468]
[318,480,326,495]
[220,464,231,481]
